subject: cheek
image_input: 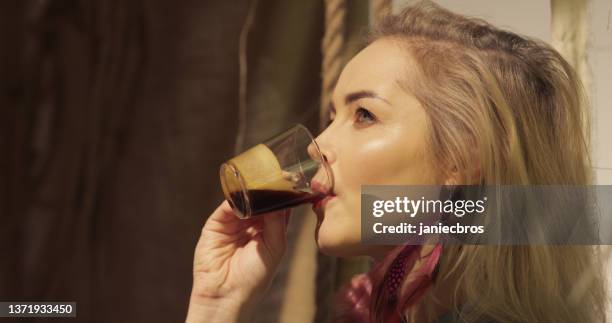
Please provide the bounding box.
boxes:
[316,123,433,256]
[339,126,432,190]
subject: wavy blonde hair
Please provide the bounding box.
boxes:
[360,1,607,322]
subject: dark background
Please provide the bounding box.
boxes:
[0,0,370,322]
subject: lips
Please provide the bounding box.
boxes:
[311,178,335,195]
[313,194,336,210]
[310,180,336,210]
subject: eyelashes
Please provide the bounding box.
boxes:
[325,106,377,127]
[355,107,376,124]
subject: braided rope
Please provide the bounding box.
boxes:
[320,0,347,129]
[316,3,347,322]
[370,0,392,25]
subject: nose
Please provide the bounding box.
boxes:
[307,142,326,163]
[309,129,336,165]
[307,129,336,193]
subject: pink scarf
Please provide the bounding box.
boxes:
[335,244,443,323]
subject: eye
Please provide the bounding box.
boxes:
[355,107,376,124]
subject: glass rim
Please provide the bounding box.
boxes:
[219,162,252,218]
[289,124,334,193]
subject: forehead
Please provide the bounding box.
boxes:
[334,39,413,97]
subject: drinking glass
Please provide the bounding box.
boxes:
[220,124,333,219]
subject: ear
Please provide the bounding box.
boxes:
[443,166,461,186]
[443,163,481,186]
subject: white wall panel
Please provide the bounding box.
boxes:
[392,0,551,41]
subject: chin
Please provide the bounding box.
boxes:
[315,222,363,257]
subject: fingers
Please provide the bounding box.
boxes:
[208,200,236,222]
[202,201,291,252]
[202,201,250,235]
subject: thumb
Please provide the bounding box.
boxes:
[261,209,290,258]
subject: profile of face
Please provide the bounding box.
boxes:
[312,39,441,257]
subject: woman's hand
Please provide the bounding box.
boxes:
[185,201,290,323]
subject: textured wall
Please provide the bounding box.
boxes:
[0,0,369,322]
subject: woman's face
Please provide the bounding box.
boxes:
[312,39,438,257]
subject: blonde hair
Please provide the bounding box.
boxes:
[367,1,607,322]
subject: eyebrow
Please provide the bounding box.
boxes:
[344,90,391,105]
[328,90,391,114]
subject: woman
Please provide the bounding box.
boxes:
[185,2,607,322]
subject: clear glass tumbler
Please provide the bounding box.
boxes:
[220,124,334,218]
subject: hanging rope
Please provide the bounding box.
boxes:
[370,0,392,25]
[320,0,347,129]
[316,2,347,322]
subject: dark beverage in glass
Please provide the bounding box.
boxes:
[220,125,333,218]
